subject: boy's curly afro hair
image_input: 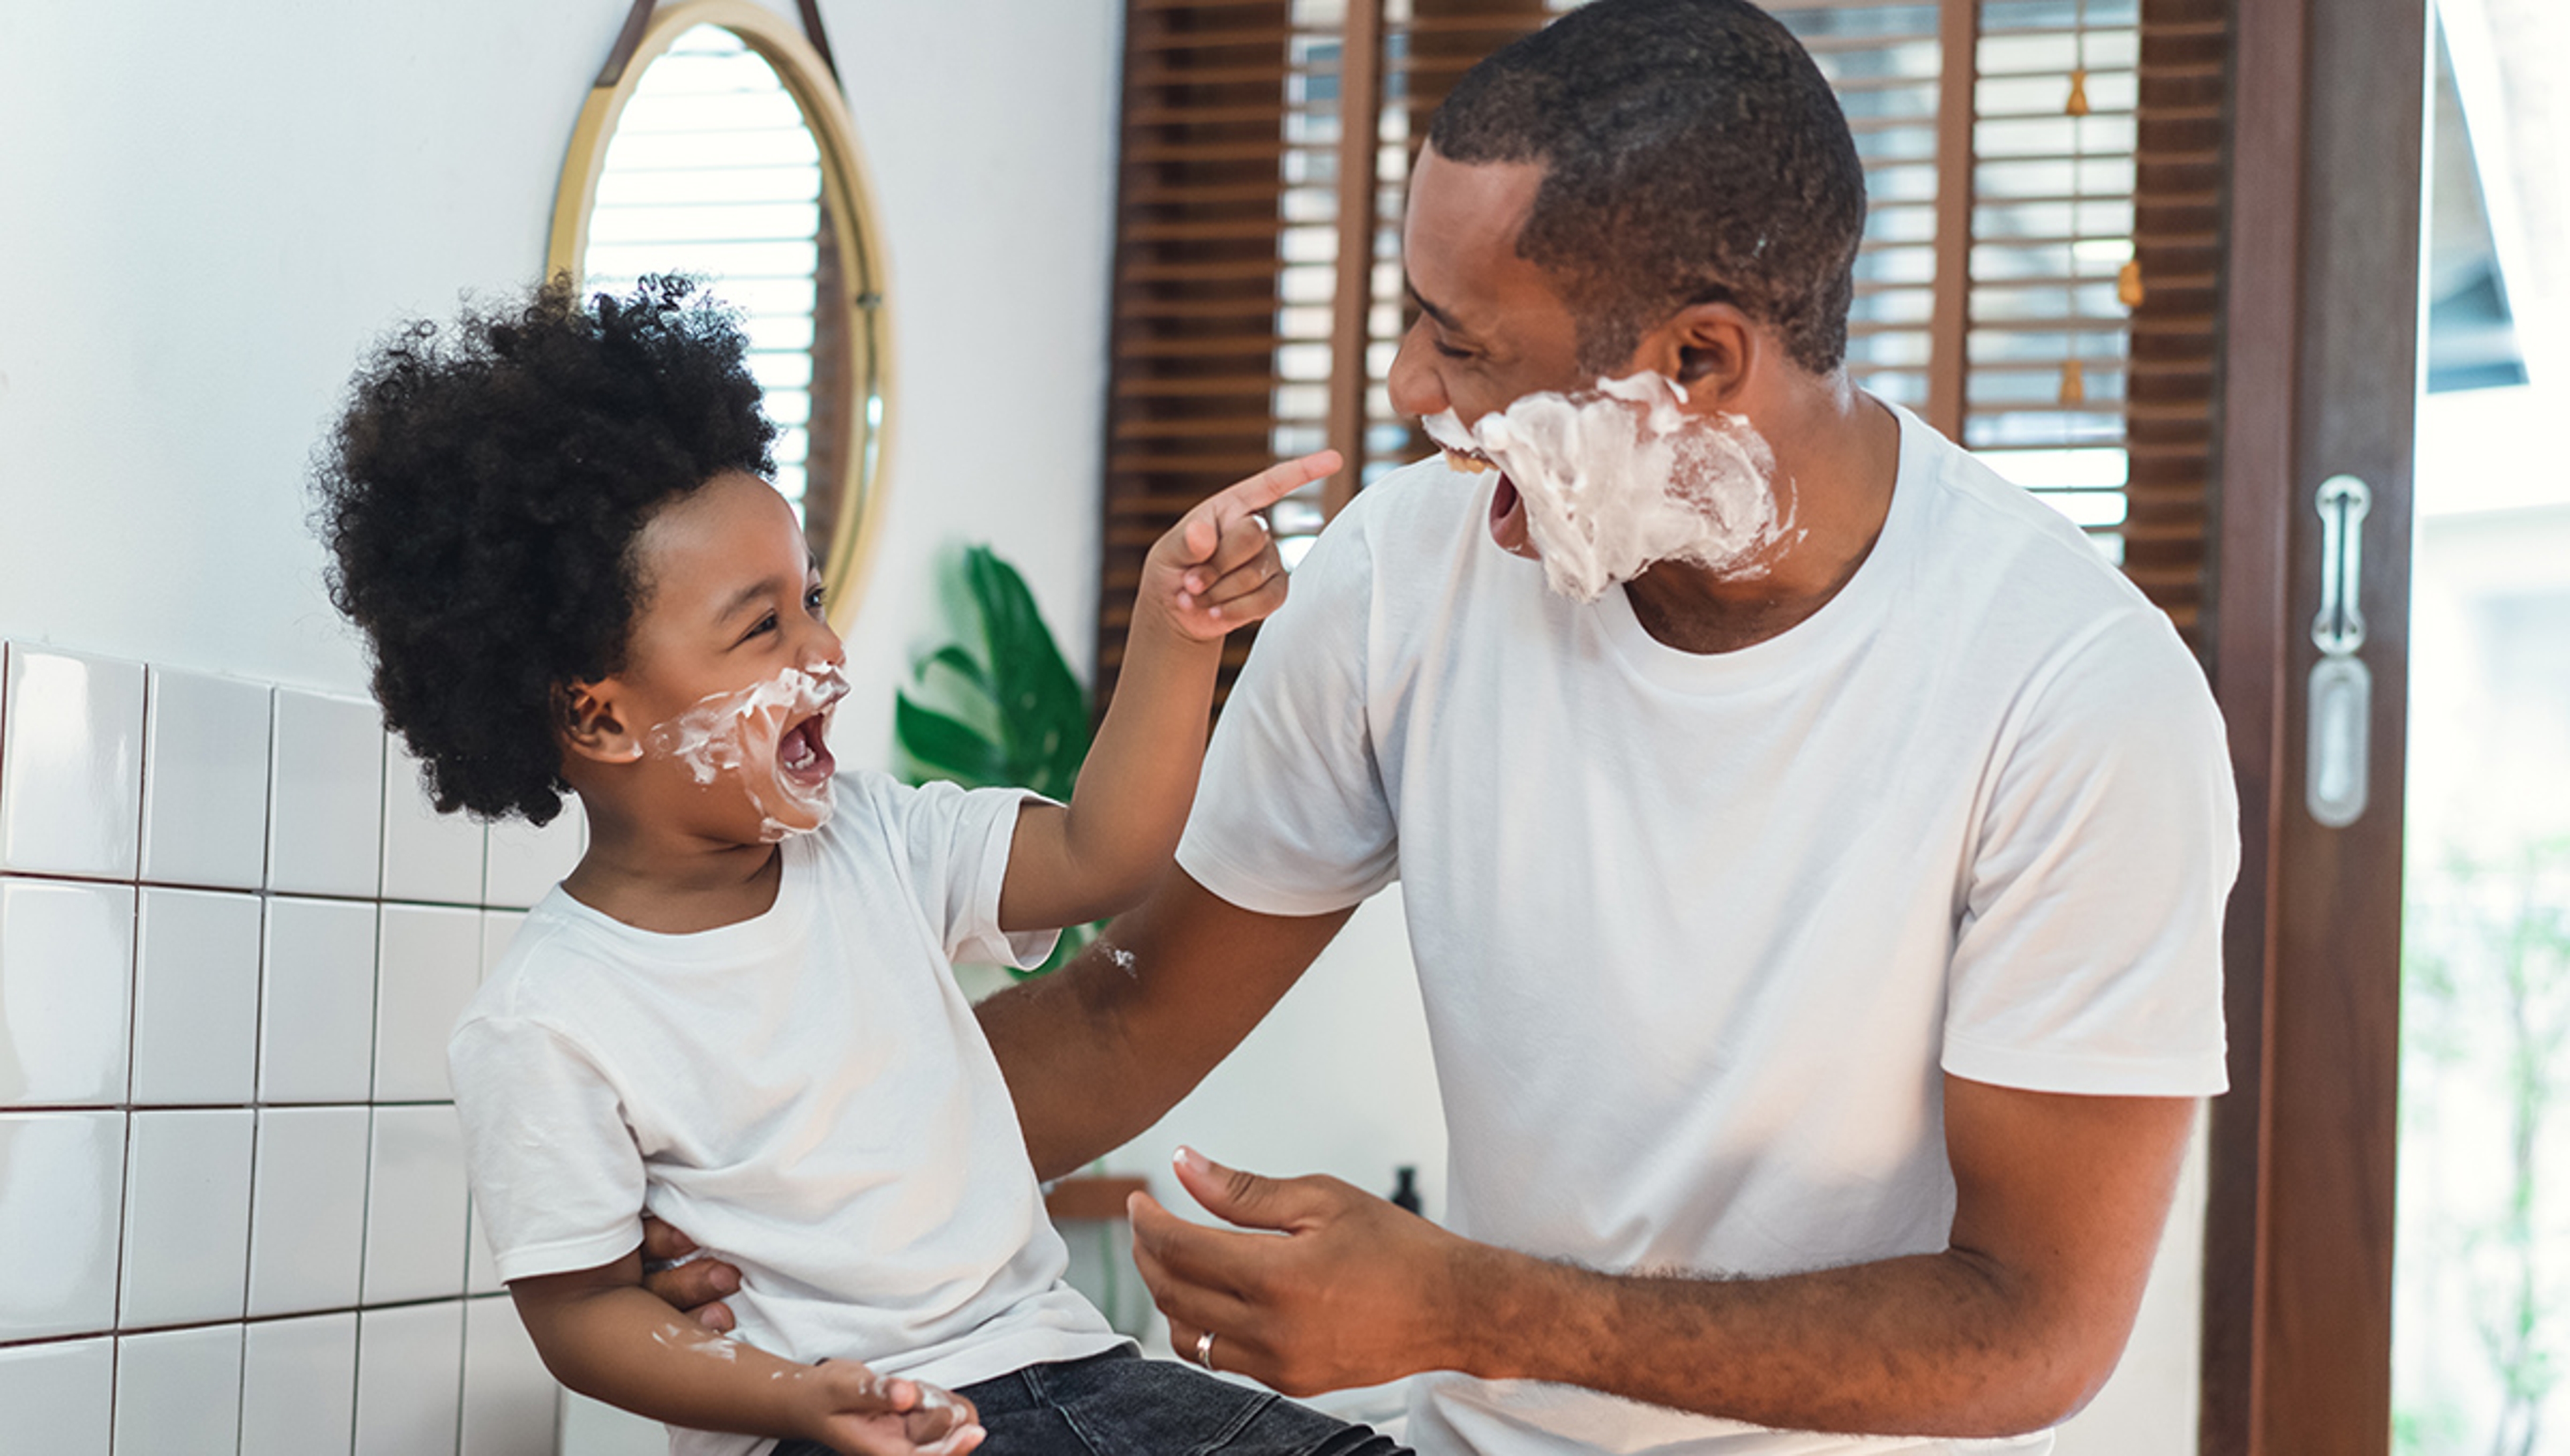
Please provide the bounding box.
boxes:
[315,275,776,825]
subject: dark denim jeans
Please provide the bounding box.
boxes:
[772,1348,1408,1456]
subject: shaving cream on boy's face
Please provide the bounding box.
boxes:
[1421,372,1789,602]
[647,660,850,842]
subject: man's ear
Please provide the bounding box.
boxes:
[1651,300,1758,408]
[559,680,647,765]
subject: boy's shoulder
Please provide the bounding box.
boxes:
[455,895,611,1038]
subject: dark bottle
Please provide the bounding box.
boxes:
[1389,1165,1423,1215]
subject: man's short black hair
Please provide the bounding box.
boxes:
[1428,0,1867,376]
[313,276,776,825]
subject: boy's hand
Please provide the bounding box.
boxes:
[1143,451,1341,642]
[788,1362,984,1456]
[640,1214,741,1332]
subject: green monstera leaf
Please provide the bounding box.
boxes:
[894,545,1102,979]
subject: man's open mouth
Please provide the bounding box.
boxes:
[1487,471,1531,556]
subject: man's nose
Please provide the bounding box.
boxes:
[1385,316,1445,422]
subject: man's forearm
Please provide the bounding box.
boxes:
[976,945,1173,1179]
[1442,1240,2118,1438]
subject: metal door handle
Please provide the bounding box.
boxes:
[2306,474,2372,828]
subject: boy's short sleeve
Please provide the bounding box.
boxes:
[448,1013,649,1283]
[856,774,1059,970]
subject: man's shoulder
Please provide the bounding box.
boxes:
[1314,456,1485,564]
[1886,412,2170,654]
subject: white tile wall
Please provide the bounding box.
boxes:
[119,1107,254,1328]
[0,1111,126,1340]
[0,1336,115,1451]
[464,1295,560,1456]
[0,645,147,879]
[131,887,263,1105]
[268,687,386,899]
[261,896,381,1104]
[242,1312,360,1456]
[114,1323,245,1455]
[0,877,136,1107]
[139,665,273,889]
[377,903,483,1101]
[486,800,584,910]
[385,738,488,905]
[363,1102,470,1305]
[0,638,574,1454]
[248,1105,371,1317]
[355,1300,464,1456]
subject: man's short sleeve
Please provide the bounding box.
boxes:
[1177,501,1400,916]
[861,776,1058,970]
[1942,608,2238,1097]
[448,1014,649,1283]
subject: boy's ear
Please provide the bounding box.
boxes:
[559,681,648,765]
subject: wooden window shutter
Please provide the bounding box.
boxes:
[1096,0,1551,709]
[1097,1,1298,707]
[1098,0,2227,706]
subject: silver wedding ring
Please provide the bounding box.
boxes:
[1195,1329,1217,1370]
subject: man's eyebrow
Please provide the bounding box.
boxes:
[1407,281,1472,339]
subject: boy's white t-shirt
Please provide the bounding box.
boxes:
[450,772,1124,1456]
[1177,403,2238,1456]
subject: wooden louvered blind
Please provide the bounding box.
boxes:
[1096,0,2227,701]
[1098,1,1296,701]
[1097,0,1551,702]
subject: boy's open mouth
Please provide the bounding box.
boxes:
[778,712,835,788]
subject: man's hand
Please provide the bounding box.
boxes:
[782,1364,983,1456]
[1128,1083,2197,1438]
[1128,1146,1468,1396]
[640,1215,742,1332]
[1140,451,1339,642]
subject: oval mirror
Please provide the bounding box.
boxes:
[547,0,890,626]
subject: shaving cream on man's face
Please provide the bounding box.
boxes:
[1422,373,1789,602]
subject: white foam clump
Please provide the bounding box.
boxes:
[646,661,850,839]
[1422,372,1786,602]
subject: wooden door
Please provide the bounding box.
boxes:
[2201,0,2429,1450]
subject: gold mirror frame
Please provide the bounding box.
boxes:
[546,0,893,631]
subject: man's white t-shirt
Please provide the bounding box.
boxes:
[450,772,1125,1456]
[1177,403,2238,1456]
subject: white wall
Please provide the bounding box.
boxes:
[0,0,1120,748]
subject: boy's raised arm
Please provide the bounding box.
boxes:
[509,1251,982,1456]
[996,451,1340,933]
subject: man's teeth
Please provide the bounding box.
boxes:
[1442,448,1494,475]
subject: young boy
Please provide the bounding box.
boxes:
[315,277,1402,1456]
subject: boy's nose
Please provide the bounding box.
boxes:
[793,608,846,673]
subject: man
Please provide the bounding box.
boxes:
[653,1,2237,1449]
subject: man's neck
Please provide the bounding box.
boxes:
[1622,382,1899,656]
